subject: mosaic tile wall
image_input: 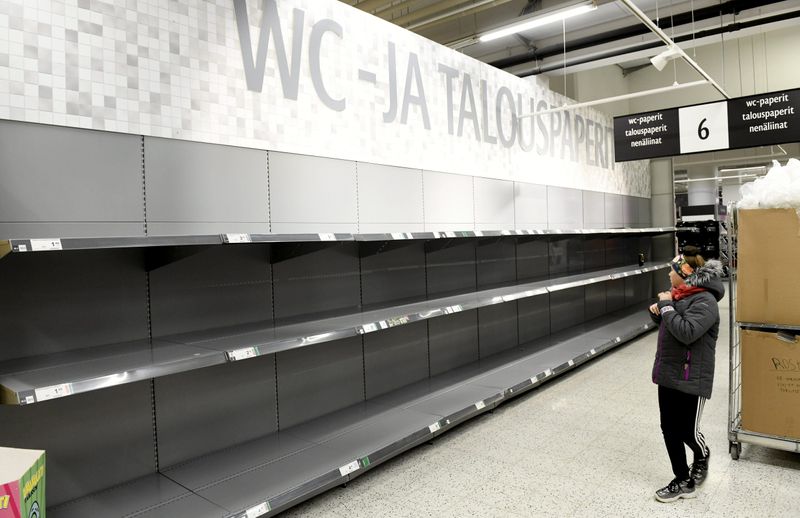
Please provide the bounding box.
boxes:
[0,0,650,198]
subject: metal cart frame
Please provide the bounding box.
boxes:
[727,204,800,459]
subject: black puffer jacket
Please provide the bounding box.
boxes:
[650,260,725,399]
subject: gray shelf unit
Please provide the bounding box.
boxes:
[0,227,675,259]
[50,304,655,518]
[0,229,673,514]
[0,261,668,405]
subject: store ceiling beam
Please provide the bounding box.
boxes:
[388,0,476,27]
[618,0,730,99]
[488,0,784,71]
[351,0,396,13]
[409,0,517,31]
[515,7,800,76]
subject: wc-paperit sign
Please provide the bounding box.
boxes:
[231,0,633,185]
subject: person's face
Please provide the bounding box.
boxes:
[669,268,684,288]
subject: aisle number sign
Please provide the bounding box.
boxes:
[613,88,800,161]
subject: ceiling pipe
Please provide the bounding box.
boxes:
[388,0,475,27]
[618,0,729,99]
[351,0,400,14]
[517,80,709,118]
[375,0,427,18]
[515,7,800,76]
[414,0,517,32]
[488,0,781,70]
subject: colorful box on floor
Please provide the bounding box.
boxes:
[741,329,800,440]
[736,208,800,326]
[0,447,45,518]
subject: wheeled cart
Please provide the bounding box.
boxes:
[727,205,800,459]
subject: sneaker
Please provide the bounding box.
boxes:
[655,478,696,503]
[690,452,710,486]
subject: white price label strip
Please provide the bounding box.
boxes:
[568,359,575,367]
[339,460,360,477]
[228,347,258,361]
[615,337,622,343]
[30,239,62,251]
[475,400,486,410]
[360,323,378,334]
[224,233,251,243]
[319,233,337,241]
[544,369,552,377]
[18,244,28,252]
[474,231,483,237]
[530,376,538,384]
[245,502,270,518]
[428,422,441,433]
[35,383,73,402]
[391,233,405,240]
[444,231,456,238]
[590,349,596,355]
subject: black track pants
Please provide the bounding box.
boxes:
[658,385,709,480]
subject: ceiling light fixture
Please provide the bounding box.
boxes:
[650,45,683,71]
[717,166,767,173]
[479,0,596,43]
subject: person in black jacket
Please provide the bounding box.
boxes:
[648,245,725,503]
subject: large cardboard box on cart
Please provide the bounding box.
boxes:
[736,208,800,326]
[741,329,800,440]
[0,447,45,518]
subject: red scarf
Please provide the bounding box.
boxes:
[671,284,706,301]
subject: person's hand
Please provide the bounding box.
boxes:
[649,303,659,315]
[658,291,672,301]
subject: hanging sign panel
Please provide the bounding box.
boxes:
[613,88,800,162]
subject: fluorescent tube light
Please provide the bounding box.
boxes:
[479,1,596,43]
[718,166,766,173]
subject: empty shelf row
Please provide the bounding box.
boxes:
[50,305,656,518]
[0,263,668,405]
[0,227,676,258]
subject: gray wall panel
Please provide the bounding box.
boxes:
[149,246,272,337]
[518,295,550,344]
[0,382,154,506]
[0,222,145,239]
[429,310,479,376]
[549,237,583,278]
[360,242,426,307]
[514,183,548,228]
[144,137,268,225]
[277,336,364,429]
[364,323,428,399]
[547,186,583,229]
[474,177,515,229]
[155,355,278,467]
[637,197,652,227]
[147,222,268,236]
[623,196,638,228]
[357,163,424,227]
[422,170,474,229]
[516,239,549,282]
[0,120,143,235]
[651,194,676,228]
[476,238,516,289]
[606,279,626,312]
[604,193,624,229]
[584,283,606,321]
[550,287,585,334]
[425,241,477,297]
[0,250,148,361]
[478,303,518,358]
[270,152,358,229]
[584,237,606,272]
[272,243,360,322]
[582,191,606,229]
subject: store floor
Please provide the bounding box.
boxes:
[281,293,800,517]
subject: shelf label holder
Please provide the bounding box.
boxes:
[245,501,270,518]
[29,239,63,251]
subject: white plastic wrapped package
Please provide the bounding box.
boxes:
[738,158,800,209]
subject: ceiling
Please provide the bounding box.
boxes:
[342,0,800,77]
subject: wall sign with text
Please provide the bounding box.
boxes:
[614,88,800,161]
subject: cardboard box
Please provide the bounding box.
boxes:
[741,329,800,440]
[736,208,800,326]
[0,447,45,518]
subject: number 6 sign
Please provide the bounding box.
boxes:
[678,101,729,153]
